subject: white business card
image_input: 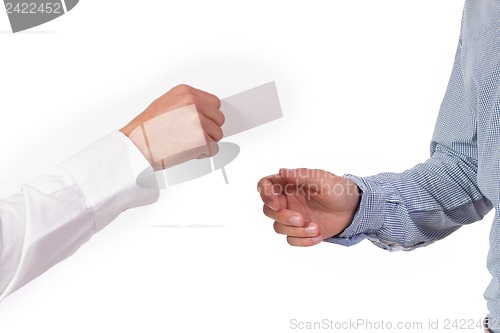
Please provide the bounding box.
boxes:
[221,81,283,137]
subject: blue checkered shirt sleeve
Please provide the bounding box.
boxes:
[325,1,496,252]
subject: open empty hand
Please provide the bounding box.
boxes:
[257,168,361,246]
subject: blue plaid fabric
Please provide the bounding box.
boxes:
[326,0,500,329]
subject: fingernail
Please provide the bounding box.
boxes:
[305,225,318,236]
[289,215,301,226]
[268,201,276,211]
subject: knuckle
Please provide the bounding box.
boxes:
[214,98,222,109]
[182,93,197,106]
[174,84,192,94]
[218,111,225,125]
[295,168,308,177]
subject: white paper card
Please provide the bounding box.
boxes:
[221,81,283,137]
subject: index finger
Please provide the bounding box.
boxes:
[257,174,288,211]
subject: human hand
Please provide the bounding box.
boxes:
[120,84,225,170]
[257,168,361,246]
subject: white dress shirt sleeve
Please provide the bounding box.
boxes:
[0,131,159,300]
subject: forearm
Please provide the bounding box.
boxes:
[327,142,492,250]
[0,131,159,300]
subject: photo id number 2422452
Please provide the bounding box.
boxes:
[5,2,62,14]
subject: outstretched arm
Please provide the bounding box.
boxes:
[258,34,492,250]
[0,84,224,300]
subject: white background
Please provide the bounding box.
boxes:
[0,1,492,332]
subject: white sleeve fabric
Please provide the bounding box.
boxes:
[0,131,159,300]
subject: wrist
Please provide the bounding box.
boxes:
[119,122,137,138]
